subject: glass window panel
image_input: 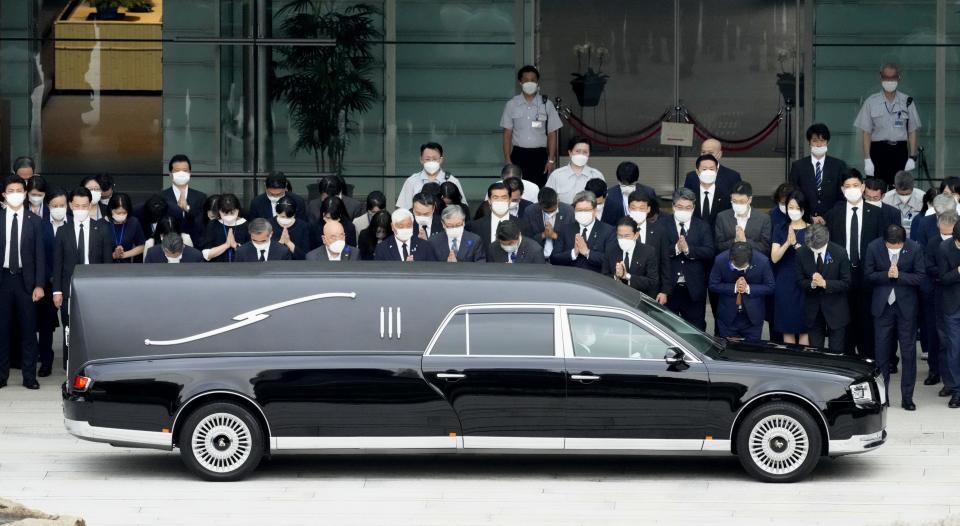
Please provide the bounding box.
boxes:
[467,311,554,356]
[568,313,669,360]
[430,313,466,355]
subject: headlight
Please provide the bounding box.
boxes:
[850,381,874,405]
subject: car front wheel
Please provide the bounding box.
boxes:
[736,401,822,483]
[179,402,264,481]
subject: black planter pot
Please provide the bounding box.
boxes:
[95,6,122,20]
[571,76,607,108]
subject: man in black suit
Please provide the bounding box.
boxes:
[374,209,436,262]
[549,190,615,273]
[520,187,573,260]
[412,192,444,240]
[865,225,924,410]
[796,224,851,352]
[248,171,308,222]
[863,177,903,230]
[143,232,204,263]
[0,176,45,389]
[503,176,533,219]
[486,219,545,264]
[467,181,517,246]
[686,154,730,230]
[708,242,776,342]
[600,161,657,227]
[826,170,885,358]
[601,216,659,297]
[925,212,957,392]
[53,187,114,369]
[714,181,772,255]
[308,176,364,224]
[626,190,672,305]
[235,218,292,262]
[938,222,960,408]
[661,188,716,331]
[305,221,358,262]
[789,123,848,224]
[683,138,742,197]
[428,205,485,263]
[161,154,208,244]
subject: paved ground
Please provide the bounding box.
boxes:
[2,345,960,526]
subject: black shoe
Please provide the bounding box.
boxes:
[924,375,941,386]
[37,366,52,378]
[901,400,916,411]
[950,396,960,409]
[22,381,39,390]
[940,387,953,397]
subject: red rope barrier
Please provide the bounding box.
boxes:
[692,117,781,152]
[564,117,663,148]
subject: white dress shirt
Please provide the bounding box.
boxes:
[489,213,510,243]
[637,223,647,245]
[735,207,752,229]
[844,201,864,258]
[396,239,410,260]
[571,219,596,259]
[73,218,91,265]
[326,248,342,261]
[3,207,24,269]
[545,164,604,204]
[698,184,715,216]
[542,210,557,257]
[395,170,467,210]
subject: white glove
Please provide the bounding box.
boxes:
[864,158,875,176]
[905,158,917,171]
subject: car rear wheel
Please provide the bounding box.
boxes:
[179,402,264,481]
[735,401,822,483]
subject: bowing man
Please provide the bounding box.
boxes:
[486,219,545,264]
[549,190,615,273]
[661,187,715,331]
[428,204,485,263]
[305,220,358,262]
[235,218,292,262]
[144,232,204,263]
[374,208,436,262]
[708,242,775,342]
[795,223,851,352]
[602,216,659,298]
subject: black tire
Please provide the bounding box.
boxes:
[178,402,264,481]
[735,401,822,483]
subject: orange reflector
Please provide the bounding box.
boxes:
[448,432,457,437]
[705,436,713,440]
[161,428,170,433]
[72,375,91,391]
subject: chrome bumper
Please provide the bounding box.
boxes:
[64,418,173,451]
[829,429,886,456]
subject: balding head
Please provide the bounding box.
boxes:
[700,139,723,160]
[322,219,345,244]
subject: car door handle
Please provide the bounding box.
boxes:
[437,373,466,381]
[571,374,600,382]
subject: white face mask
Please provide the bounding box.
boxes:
[811,145,828,158]
[395,227,414,242]
[865,199,882,208]
[4,192,25,208]
[500,242,519,254]
[88,190,101,204]
[882,80,898,93]
[575,211,594,226]
[629,210,647,224]
[570,154,589,167]
[732,203,750,216]
[100,198,110,206]
[509,201,520,215]
[72,209,90,223]
[778,203,787,214]
[521,82,539,95]
[50,207,67,221]
[897,193,911,203]
[621,185,636,196]
[267,193,284,204]
[595,204,605,216]
[491,201,510,217]
[252,241,270,253]
[698,170,717,185]
[414,214,433,227]
[165,255,182,264]
[787,209,804,221]
[172,171,191,186]
[617,238,635,254]
[221,212,239,226]
[277,216,295,228]
[445,226,464,241]
[888,247,903,257]
[28,195,44,207]
[112,213,127,223]
[844,187,863,203]
[674,209,693,224]
[328,239,346,254]
[423,161,441,175]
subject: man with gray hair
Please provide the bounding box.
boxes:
[795,223,852,352]
[549,190,614,273]
[924,209,959,391]
[882,170,924,234]
[374,208,436,261]
[427,204,485,262]
[661,187,715,330]
[854,63,921,187]
[144,232,203,263]
[236,217,291,262]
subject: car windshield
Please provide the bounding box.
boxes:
[634,294,722,357]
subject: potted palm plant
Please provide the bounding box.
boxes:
[570,42,610,108]
[86,0,139,20]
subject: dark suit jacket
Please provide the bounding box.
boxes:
[53,220,114,298]
[659,215,715,301]
[910,212,937,248]
[416,214,444,240]
[601,239,660,297]
[825,201,884,284]
[0,209,45,292]
[795,242,851,330]
[691,187,730,229]
[161,187,208,244]
[144,245,204,263]
[427,230,486,262]
[373,235,436,262]
[466,215,518,246]
[638,220,673,296]
[880,203,902,230]
[599,184,657,227]
[248,192,308,222]
[714,209,772,255]
[708,250,776,326]
[864,238,924,318]
[486,237,546,264]
[683,165,742,197]
[235,241,292,262]
[938,239,960,315]
[788,155,847,220]
[549,220,615,273]
[305,245,359,261]
[520,203,574,242]
[269,217,313,260]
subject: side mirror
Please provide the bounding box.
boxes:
[664,347,685,365]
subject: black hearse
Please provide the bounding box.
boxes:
[62,263,886,482]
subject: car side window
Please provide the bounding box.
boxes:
[468,311,555,356]
[430,313,466,355]
[568,313,670,360]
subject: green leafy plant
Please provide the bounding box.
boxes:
[272,0,381,173]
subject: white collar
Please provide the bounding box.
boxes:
[5,206,23,217]
[811,154,826,167]
[172,185,188,200]
[846,200,864,211]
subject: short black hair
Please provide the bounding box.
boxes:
[265,171,288,190]
[439,182,463,204]
[275,195,299,218]
[863,177,886,192]
[786,190,807,212]
[566,135,591,152]
[496,219,521,242]
[615,161,640,185]
[218,193,241,214]
[168,154,192,172]
[153,216,183,244]
[487,181,508,198]
[3,174,25,192]
[628,190,660,216]
[883,224,907,244]
[616,216,638,232]
[538,186,559,209]
[772,182,795,203]
[99,173,114,192]
[412,191,437,209]
[516,65,540,81]
[366,190,387,211]
[27,174,50,193]
[11,156,35,175]
[320,195,348,222]
[731,241,752,267]
[318,175,342,197]
[731,181,753,197]
[144,193,169,223]
[940,176,960,195]
[45,187,68,205]
[842,169,865,184]
[420,142,444,156]
[501,164,523,179]
[80,175,101,189]
[503,177,524,195]
[806,123,831,142]
[696,154,718,169]
[421,182,442,198]
[584,178,608,199]
[107,192,133,214]
[68,186,92,203]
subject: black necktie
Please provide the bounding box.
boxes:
[623,251,630,264]
[9,213,20,273]
[77,223,85,265]
[680,223,687,237]
[402,242,409,260]
[581,227,588,239]
[850,207,860,265]
[259,249,266,262]
[816,252,824,273]
[702,191,710,218]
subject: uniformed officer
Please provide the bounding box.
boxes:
[500,65,562,189]
[854,63,921,188]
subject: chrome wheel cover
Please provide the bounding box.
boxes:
[190,413,252,473]
[748,414,809,475]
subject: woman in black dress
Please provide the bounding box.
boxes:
[270,196,312,260]
[107,193,146,263]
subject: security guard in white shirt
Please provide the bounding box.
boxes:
[500,65,562,189]
[395,142,467,211]
[545,136,604,205]
[854,63,921,188]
